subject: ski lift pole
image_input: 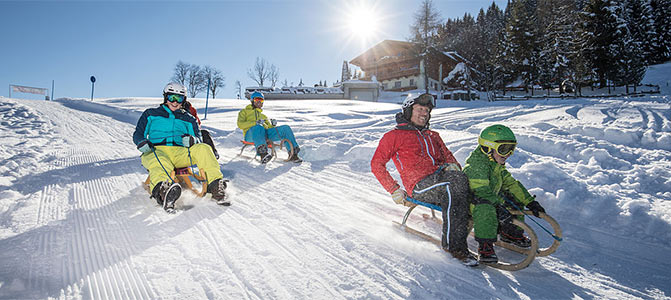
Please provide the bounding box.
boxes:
[204,78,210,120]
[505,197,563,242]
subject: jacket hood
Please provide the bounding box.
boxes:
[395,112,429,131]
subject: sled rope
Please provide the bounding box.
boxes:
[505,197,563,242]
[153,150,175,184]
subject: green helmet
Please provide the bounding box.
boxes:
[478,124,517,156]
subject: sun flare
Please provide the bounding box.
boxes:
[347,8,378,39]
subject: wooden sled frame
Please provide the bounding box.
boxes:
[394,197,562,271]
[143,166,209,197]
[238,139,294,162]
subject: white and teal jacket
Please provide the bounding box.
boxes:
[133,104,201,147]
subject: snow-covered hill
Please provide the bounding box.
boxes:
[0,73,670,298]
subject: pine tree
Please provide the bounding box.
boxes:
[649,0,671,63]
[581,0,621,87]
[625,0,656,65]
[537,0,577,92]
[504,0,541,93]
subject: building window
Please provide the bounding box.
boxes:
[409,79,414,86]
[394,81,402,88]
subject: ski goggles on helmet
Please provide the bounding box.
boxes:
[166,93,185,103]
[415,93,435,107]
[253,97,264,103]
[479,138,517,156]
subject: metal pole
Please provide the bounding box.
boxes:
[204,78,210,120]
[91,82,94,101]
[8,84,10,98]
[51,80,54,100]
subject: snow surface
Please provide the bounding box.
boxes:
[0,68,670,299]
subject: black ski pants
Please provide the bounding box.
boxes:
[413,169,471,255]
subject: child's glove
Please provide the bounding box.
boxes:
[526,200,546,217]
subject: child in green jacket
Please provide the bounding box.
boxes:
[462,124,546,263]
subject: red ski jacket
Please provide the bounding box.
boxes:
[371,114,460,196]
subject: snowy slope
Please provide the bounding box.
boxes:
[0,77,670,298]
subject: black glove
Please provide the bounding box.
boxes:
[526,200,546,217]
[496,204,513,225]
[137,140,154,154]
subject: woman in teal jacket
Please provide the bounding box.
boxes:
[462,124,546,263]
[133,83,227,212]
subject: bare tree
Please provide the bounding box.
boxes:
[247,57,271,87]
[282,79,289,87]
[235,80,242,99]
[186,64,206,98]
[269,64,280,88]
[409,0,442,93]
[172,60,189,85]
[202,65,225,99]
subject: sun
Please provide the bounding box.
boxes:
[347,7,379,40]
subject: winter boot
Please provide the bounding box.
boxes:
[151,180,181,213]
[257,145,272,164]
[207,178,230,206]
[478,241,498,263]
[288,146,302,163]
[451,250,479,267]
[499,224,531,248]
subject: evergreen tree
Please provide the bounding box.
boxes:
[581,0,620,87]
[504,0,541,92]
[537,0,578,92]
[625,0,656,65]
[649,0,671,63]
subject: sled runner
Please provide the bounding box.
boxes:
[393,197,562,271]
[143,166,208,197]
[238,139,294,162]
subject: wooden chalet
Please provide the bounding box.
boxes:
[349,40,465,92]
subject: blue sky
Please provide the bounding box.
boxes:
[1,0,507,100]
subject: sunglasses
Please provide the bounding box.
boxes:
[253,97,264,102]
[479,138,517,156]
[166,94,185,103]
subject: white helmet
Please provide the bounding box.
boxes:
[163,82,187,97]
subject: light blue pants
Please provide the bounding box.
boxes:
[244,125,299,152]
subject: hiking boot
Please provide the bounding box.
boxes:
[499,230,532,248]
[151,180,181,212]
[288,146,302,163]
[478,241,498,263]
[207,178,230,206]
[257,145,272,164]
[451,250,479,267]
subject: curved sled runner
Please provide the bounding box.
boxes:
[238,139,294,162]
[393,197,562,271]
[143,166,208,197]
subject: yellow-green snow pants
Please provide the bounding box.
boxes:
[142,144,222,191]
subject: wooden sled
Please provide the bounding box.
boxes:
[143,166,208,197]
[393,197,562,271]
[238,139,294,162]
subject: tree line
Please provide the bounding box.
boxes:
[410,0,671,94]
[171,61,225,98]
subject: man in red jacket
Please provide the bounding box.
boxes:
[371,93,476,266]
